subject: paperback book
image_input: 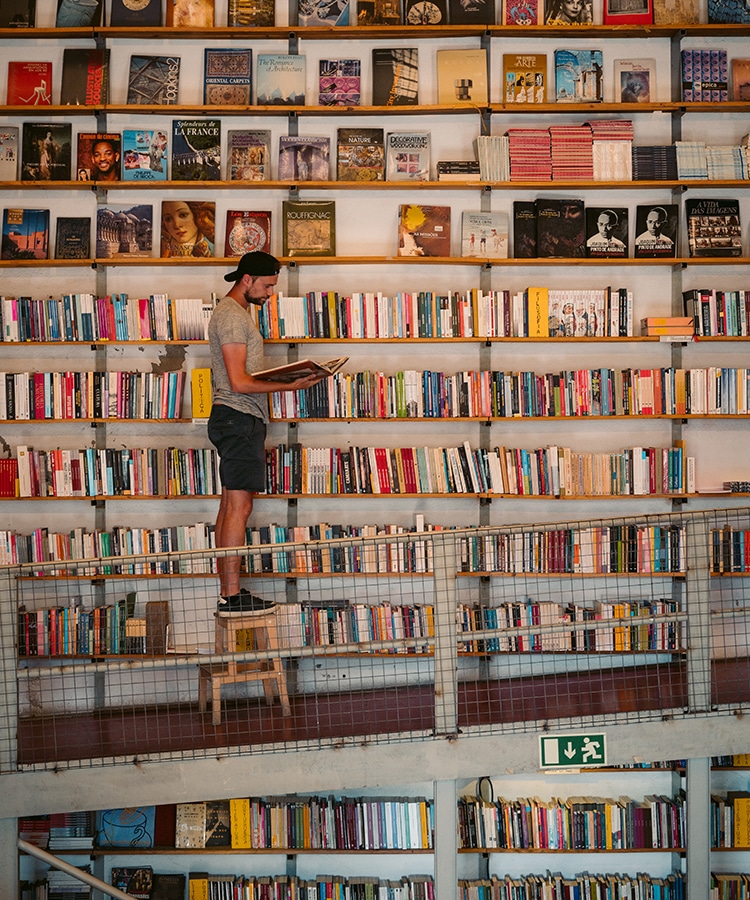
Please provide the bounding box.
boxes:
[319,58,361,107]
[371,48,419,106]
[385,131,430,181]
[298,0,350,24]
[227,0,274,25]
[226,129,271,181]
[55,0,102,26]
[732,58,750,100]
[685,198,742,257]
[122,129,168,181]
[110,868,153,900]
[554,49,603,102]
[1,207,49,259]
[461,211,508,258]
[96,203,153,259]
[127,56,181,105]
[278,135,330,181]
[614,58,656,102]
[633,204,677,258]
[398,204,451,257]
[109,0,161,26]
[282,199,336,257]
[160,199,215,257]
[0,126,19,180]
[165,0,214,26]
[503,53,546,103]
[585,206,628,258]
[356,0,401,23]
[503,0,541,23]
[0,0,35,25]
[21,122,71,181]
[224,210,271,256]
[76,132,121,182]
[55,216,91,259]
[60,47,109,105]
[150,874,187,900]
[437,160,480,181]
[256,54,306,106]
[513,201,537,259]
[448,0,494,24]
[536,197,585,258]
[436,48,488,105]
[404,0,447,22]
[6,61,52,105]
[336,127,384,181]
[171,119,221,181]
[203,48,252,106]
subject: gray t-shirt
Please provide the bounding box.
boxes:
[208,296,269,423]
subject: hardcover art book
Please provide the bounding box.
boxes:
[227,129,271,180]
[203,48,252,106]
[60,47,109,105]
[708,0,750,21]
[398,204,451,257]
[1,207,49,259]
[55,216,91,259]
[256,54,306,106]
[0,0,35,25]
[554,49,603,102]
[545,0,593,22]
[602,0,652,22]
[614,58,656,102]
[461,211,508,258]
[436,48,488,105]
[653,0,699,21]
[6,61,52,105]
[536,197,585,258]
[96,203,153,259]
[110,868,153,900]
[55,0,102,26]
[121,129,168,181]
[0,126,19,180]
[278,135,330,181]
[503,0,540,23]
[633,204,678,258]
[298,0,350,25]
[282,199,336,257]
[76,132,121,182]
[224,209,271,256]
[109,0,161,26]
[685,197,742,257]
[371,48,419,106]
[160,199,215,257]
[336,127,384,181]
[171,119,221,181]
[585,206,628,258]
[403,0,447,23]
[448,0,494,24]
[357,0,401,23]
[127,55,181,105]
[385,131,430,181]
[21,122,71,181]
[732,58,750,100]
[150,874,187,900]
[681,48,728,101]
[319,58,361,106]
[228,0,274,25]
[165,0,213,26]
[503,53,546,103]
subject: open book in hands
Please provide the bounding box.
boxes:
[252,357,349,384]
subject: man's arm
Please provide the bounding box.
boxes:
[221,343,326,394]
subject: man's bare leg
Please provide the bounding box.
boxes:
[215,487,253,597]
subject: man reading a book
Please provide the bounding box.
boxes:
[208,251,326,613]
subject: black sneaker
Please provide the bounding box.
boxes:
[217,588,276,615]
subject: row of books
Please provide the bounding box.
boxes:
[17,599,131,657]
[257,287,634,340]
[458,792,686,850]
[0,370,186,422]
[186,874,435,900]
[459,873,684,900]
[683,288,750,337]
[710,526,750,573]
[0,293,213,343]
[711,791,750,848]
[13,445,219,499]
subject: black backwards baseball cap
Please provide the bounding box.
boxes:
[224,251,282,282]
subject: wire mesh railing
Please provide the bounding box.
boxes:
[1,505,749,773]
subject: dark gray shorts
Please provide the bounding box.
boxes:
[207,404,267,493]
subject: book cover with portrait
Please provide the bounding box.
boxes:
[160,200,215,258]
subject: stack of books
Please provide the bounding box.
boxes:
[706,145,747,180]
[474,135,510,182]
[590,118,634,181]
[640,317,695,337]
[632,145,678,180]
[675,141,709,179]
[549,124,594,181]
[507,128,552,182]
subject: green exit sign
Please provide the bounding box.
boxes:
[539,733,607,769]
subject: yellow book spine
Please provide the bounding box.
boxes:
[191,367,213,421]
[526,286,549,338]
[734,797,750,847]
[188,874,209,900]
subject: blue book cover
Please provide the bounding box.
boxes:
[554,49,603,102]
[256,54,306,106]
[98,807,156,847]
[122,129,168,182]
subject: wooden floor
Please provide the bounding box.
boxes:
[17,659,750,766]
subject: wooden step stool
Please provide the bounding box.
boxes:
[198,606,291,725]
